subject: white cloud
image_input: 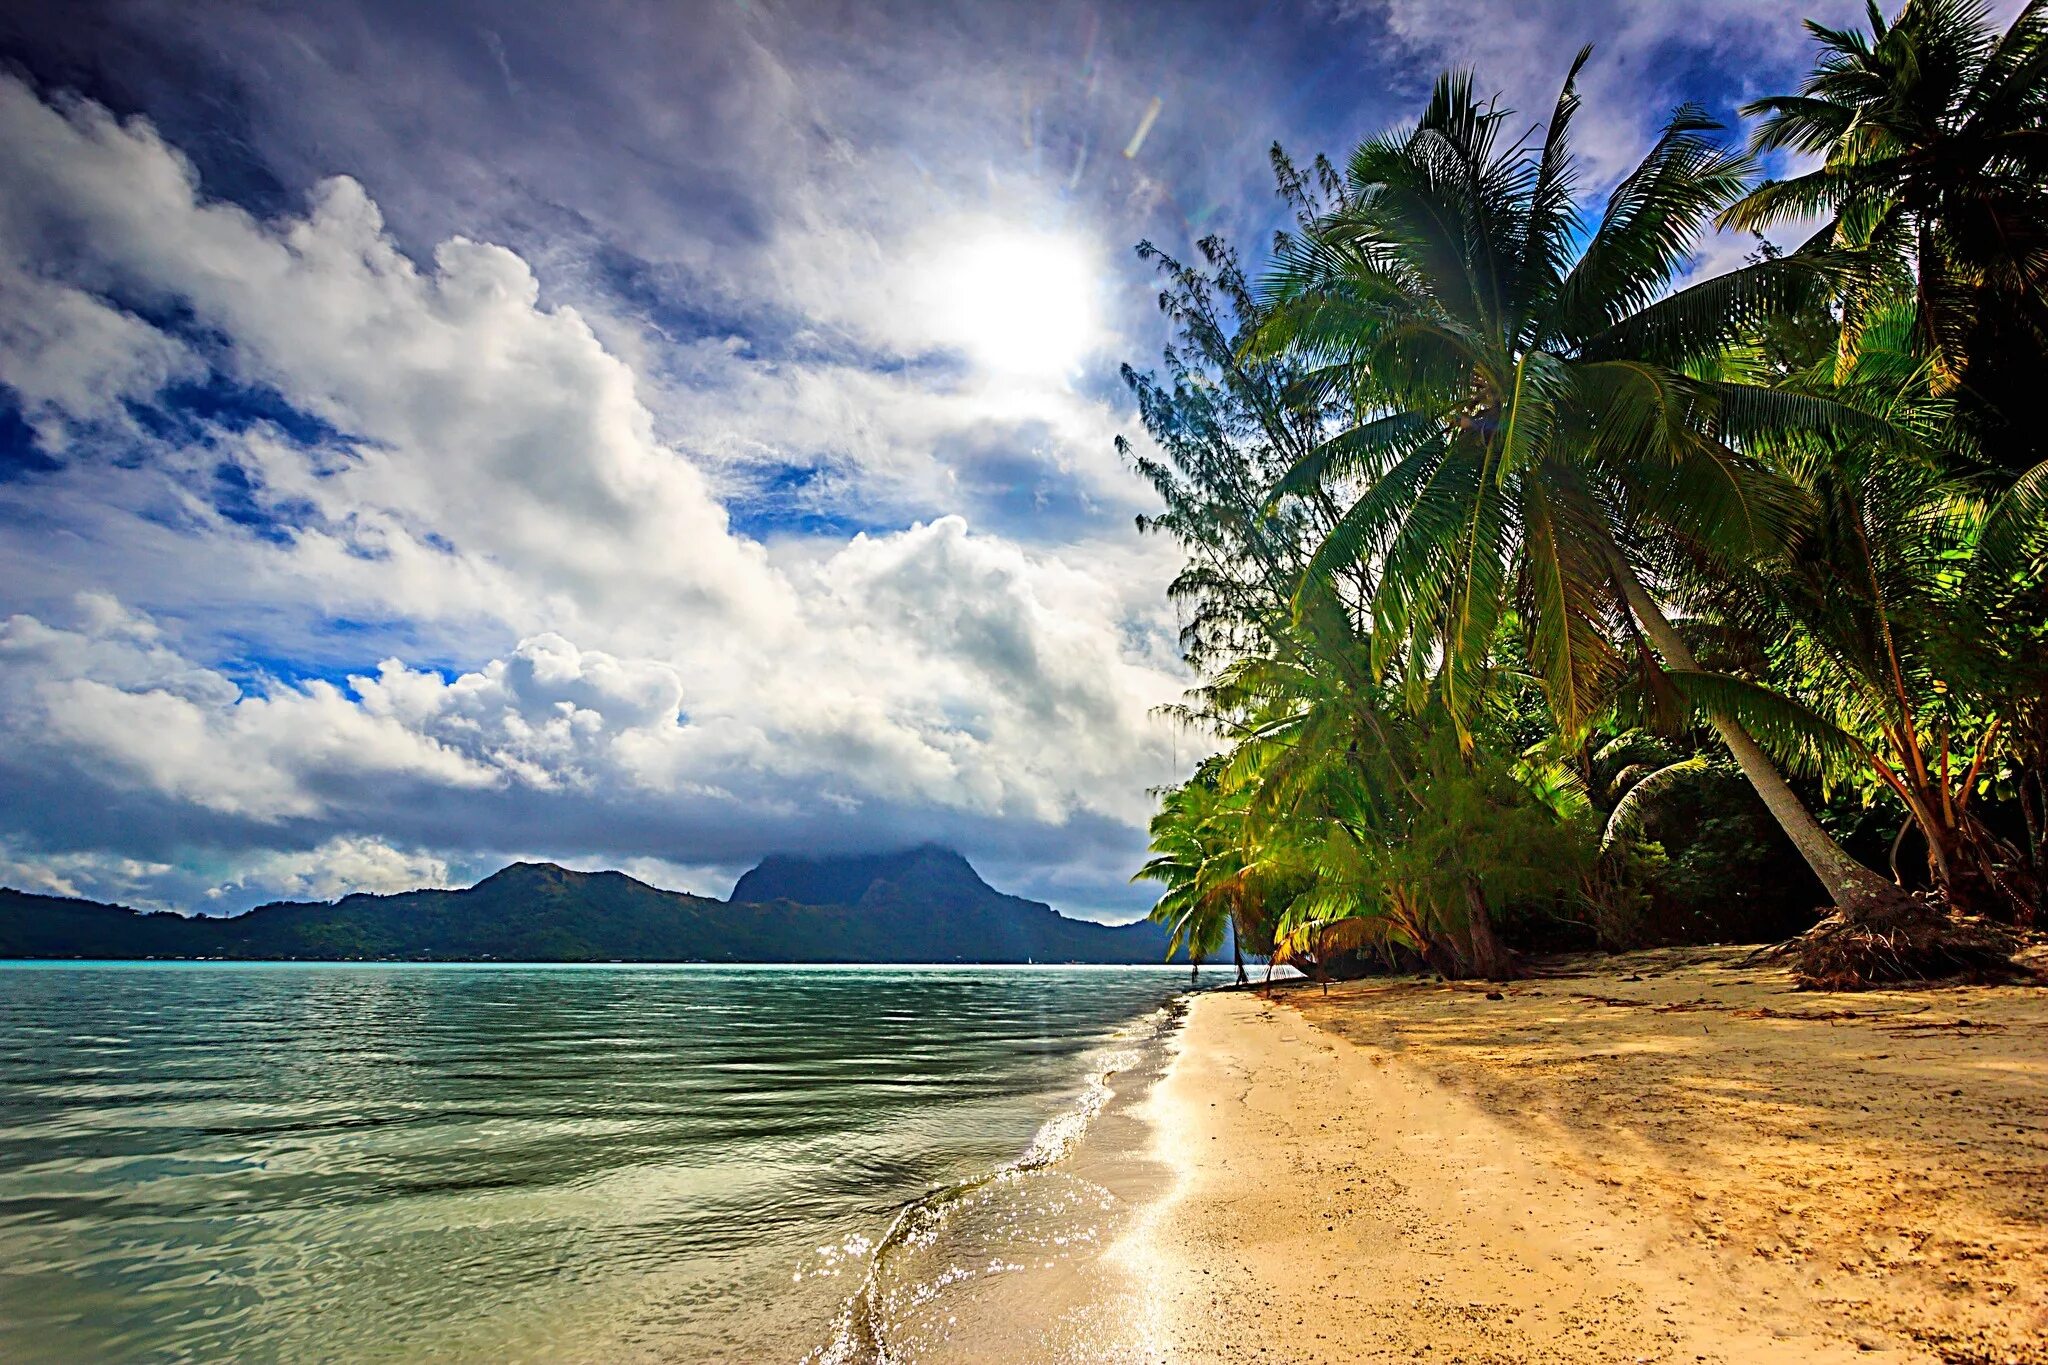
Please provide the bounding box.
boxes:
[0,833,450,911]
[0,76,1194,912]
[213,838,454,904]
[0,80,794,641]
[0,265,201,450]
[3,604,499,820]
[0,844,176,904]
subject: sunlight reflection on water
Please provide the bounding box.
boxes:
[0,963,1217,1362]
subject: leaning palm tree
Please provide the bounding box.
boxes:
[1727,0,2048,925]
[1671,306,2042,924]
[1250,57,1925,944]
[1724,0,2048,475]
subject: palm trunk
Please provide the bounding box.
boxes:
[1231,917,1248,986]
[2023,768,2047,919]
[1420,880,1516,980]
[2006,704,2048,924]
[1610,559,1913,924]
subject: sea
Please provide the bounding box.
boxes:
[0,962,1220,1362]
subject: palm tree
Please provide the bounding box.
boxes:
[1682,328,2041,922]
[1132,769,1260,983]
[1724,0,2048,476]
[1191,595,1577,980]
[1728,0,2048,921]
[1971,472,2048,911]
[1251,58,1922,930]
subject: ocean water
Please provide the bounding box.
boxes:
[0,962,1210,1362]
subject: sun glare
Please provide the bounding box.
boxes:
[926,226,1101,380]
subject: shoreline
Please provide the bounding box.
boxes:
[1124,949,2047,1364]
[808,994,1193,1364]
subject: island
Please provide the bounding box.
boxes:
[0,845,1182,964]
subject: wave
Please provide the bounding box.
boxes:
[802,996,1188,1365]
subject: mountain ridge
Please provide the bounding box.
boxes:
[0,848,1179,964]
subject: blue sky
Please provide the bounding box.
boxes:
[0,0,1933,918]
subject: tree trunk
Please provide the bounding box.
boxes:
[2010,708,2048,924]
[1460,878,1518,981]
[1232,920,1248,986]
[1610,559,1916,925]
[2024,768,2047,922]
[1418,936,1467,980]
[1937,810,2042,927]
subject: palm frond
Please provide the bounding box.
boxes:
[1601,757,1711,849]
[1663,669,1871,777]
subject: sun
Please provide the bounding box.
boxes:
[925,225,1102,379]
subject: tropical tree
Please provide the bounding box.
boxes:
[1966,500,2048,913]
[1675,308,2042,923]
[1248,57,1925,941]
[1193,592,1588,980]
[1724,0,2048,476]
[1121,234,1347,673]
[1132,767,1267,984]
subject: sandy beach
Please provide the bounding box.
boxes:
[1122,949,2047,1365]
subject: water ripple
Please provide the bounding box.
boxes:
[0,962,1207,1362]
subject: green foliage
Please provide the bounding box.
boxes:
[1120,234,1346,672]
[1726,0,2048,475]
[1126,9,2048,981]
[1248,59,1889,746]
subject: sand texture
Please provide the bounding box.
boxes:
[1128,948,2046,1364]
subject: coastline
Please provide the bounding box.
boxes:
[1123,949,2047,1364]
[807,994,1193,1364]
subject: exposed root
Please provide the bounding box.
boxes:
[1763,896,2029,991]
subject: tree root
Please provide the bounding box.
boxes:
[1764,897,2030,991]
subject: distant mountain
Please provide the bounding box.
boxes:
[0,849,1180,964]
[731,844,988,906]
[730,845,1176,962]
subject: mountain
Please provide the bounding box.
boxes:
[731,844,989,906]
[0,849,1180,964]
[731,845,1177,962]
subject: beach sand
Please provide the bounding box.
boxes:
[1120,948,2047,1365]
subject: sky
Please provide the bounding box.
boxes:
[0,0,1924,919]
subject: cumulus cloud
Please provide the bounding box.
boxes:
[0,79,790,640]
[0,266,201,449]
[0,2,1903,919]
[209,838,455,905]
[1,603,498,820]
[0,78,1193,911]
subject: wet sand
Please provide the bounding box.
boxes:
[1126,949,2047,1364]
[816,1003,1185,1364]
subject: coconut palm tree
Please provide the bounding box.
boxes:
[1250,58,1923,934]
[1191,592,1582,980]
[1683,364,2041,922]
[1132,769,1262,983]
[1724,0,2048,476]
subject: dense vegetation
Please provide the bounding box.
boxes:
[1128,1,2048,989]
[0,850,1181,963]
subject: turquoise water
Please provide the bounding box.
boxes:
[0,963,1212,1362]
